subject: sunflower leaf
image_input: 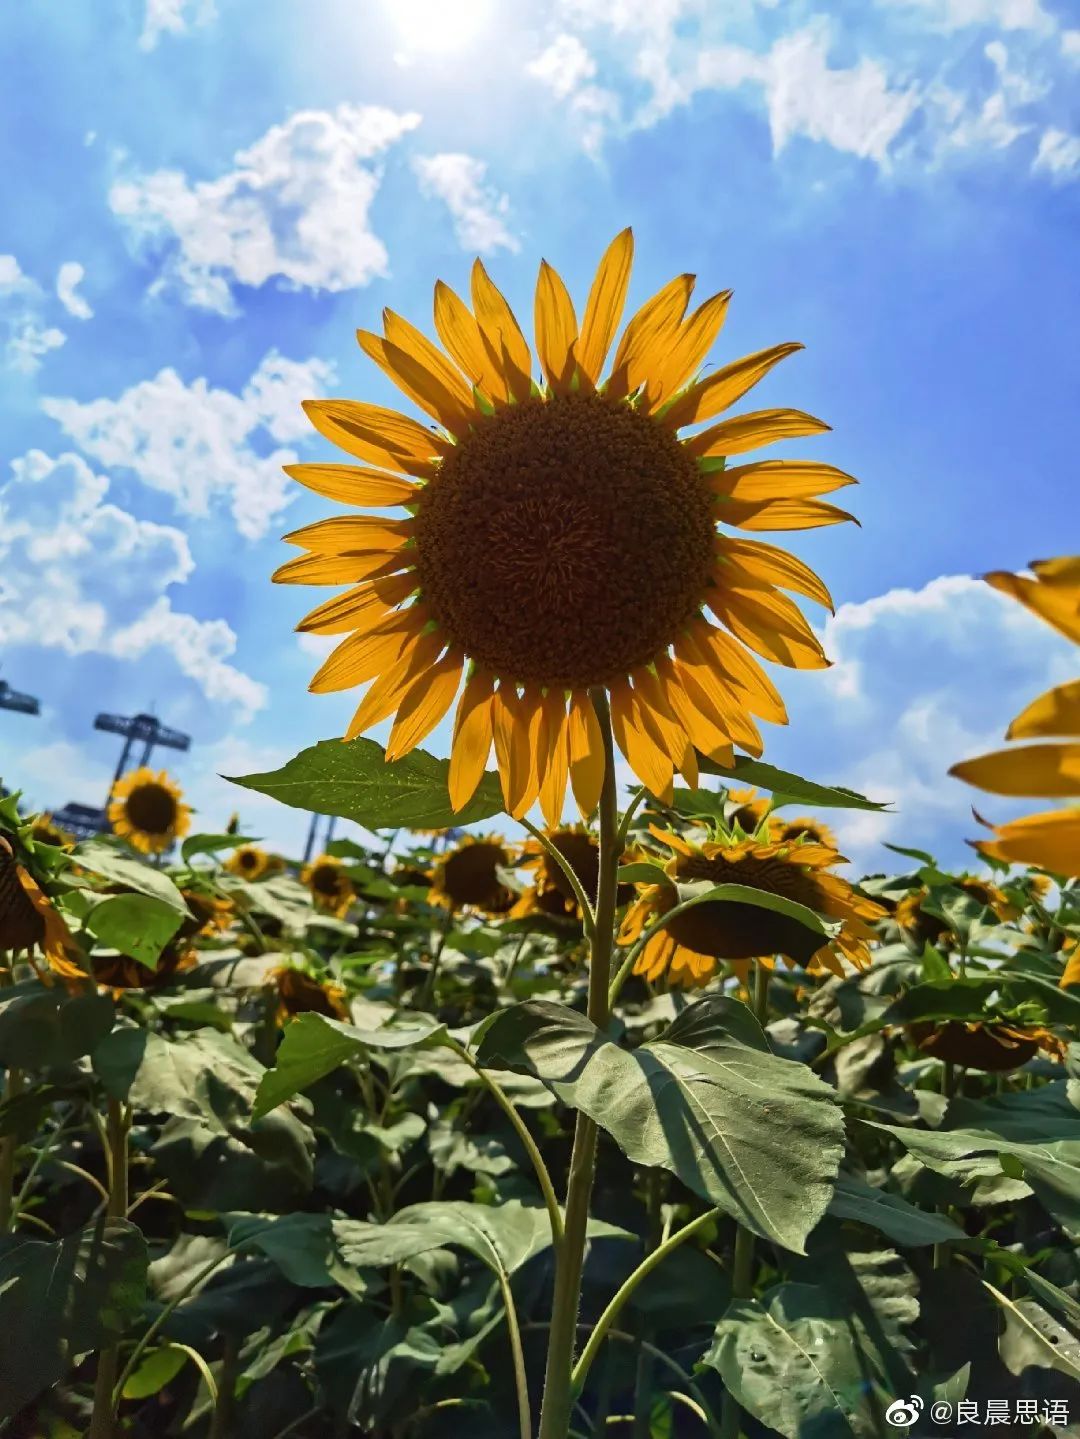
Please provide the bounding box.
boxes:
[696,756,890,812]
[672,880,841,937]
[86,893,184,970]
[227,738,505,829]
[69,838,191,914]
[180,832,258,864]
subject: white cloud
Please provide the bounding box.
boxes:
[1033,126,1080,178]
[1063,30,1080,60]
[139,0,217,51]
[768,574,1077,872]
[0,450,265,718]
[0,254,67,374]
[877,0,1054,32]
[528,33,598,97]
[17,742,114,811]
[109,105,421,314]
[56,261,93,321]
[42,350,335,540]
[412,154,520,254]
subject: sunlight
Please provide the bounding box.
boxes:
[386,0,493,54]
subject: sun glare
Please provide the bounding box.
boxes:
[386,0,493,53]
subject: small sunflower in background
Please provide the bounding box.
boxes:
[511,825,632,921]
[278,228,858,822]
[108,767,190,856]
[430,834,516,916]
[906,1018,1065,1073]
[29,813,75,850]
[725,787,772,836]
[225,844,280,881]
[894,876,1017,949]
[302,853,355,917]
[89,887,232,992]
[272,964,349,1023]
[770,815,837,849]
[620,827,884,988]
[950,556,1080,878]
[0,835,84,979]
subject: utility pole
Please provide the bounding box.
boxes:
[94,712,191,814]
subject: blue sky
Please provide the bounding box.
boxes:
[0,0,1076,871]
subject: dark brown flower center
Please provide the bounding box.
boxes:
[124,782,178,835]
[311,863,344,896]
[239,849,259,870]
[665,850,827,965]
[414,392,715,687]
[542,830,600,904]
[441,841,513,910]
[0,838,44,952]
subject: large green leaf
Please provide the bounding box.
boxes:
[0,979,115,1070]
[224,1212,370,1298]
[227,737,505,829]
[180,832,257,863]
[0,1218,148,1419]
[68,838,190,913]
[696,756,889,812]
[985,1282,1080,1382]
[86,892,184,969]
[252,1011,449,1121]
[828,1173,966,1246]
[476,996,845,1252]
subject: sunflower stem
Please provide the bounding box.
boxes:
[88,1098,130,1439]
[0,1065,25,1233]
[537,688,618,1439]
[521,818,596,937]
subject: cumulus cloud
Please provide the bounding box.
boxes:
[1033,126,1080,178]
[0,450,265,718]
[109,105,421,314]
[877,0,1054,33]
[411,154,519,254]
[528,33,599,96]
[140,0,216,51]
[56,261,93,321]
[42,350,335,540]
[0,254,66,373]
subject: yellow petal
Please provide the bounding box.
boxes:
[1007,679,1080,740]
[575,228,634,385]
[606,273,694,402]
[282,515,414,554]
[686,408,832,459]
[448,669,496,811]
[654,655,736,765]
[671,648,764,756]
[493,685,531,816]
[385,649,464,761]
[283,463,418,507]
[630,667,698,787]
[534,260,579,394]
[949,743,1080,798]
[976,807,1080,879]
[610,679,674,802]
[711,459,857,502]
[660,342,804,430]
[356,331,473,435]
[296,571,416,635]
[472,259,533,402]
[718,496,858,532]
[382,307,475,410]
[1062,941,1080,988]
[643,288,732,412]
[568,689,604,817]
[303,399,445,475]
[706,586,829,670]
[344,630,445,740]
[538,690,570,827]
[309,608,427,694]
[986,565,1080,644]
[433,280,506,402]
[716,537,833,612]
[273,551,410,586]
[687,621,788,723]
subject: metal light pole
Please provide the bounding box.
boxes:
[94,712,191,814]
[303,812,338,864]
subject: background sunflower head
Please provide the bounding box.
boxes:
[0,834,84,978]
[272,965,348,1023]
[225,844,276,881]
[301,853,354,917]
[29,813,75,851]
[108,767,190,856]
[430,834,516,916]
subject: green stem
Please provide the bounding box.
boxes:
[750,957,770,1027]
[570,1207,721,1396]
[88,1099,130,1439]
[0,1066,25,1233]
[608,886,738,1010]
[498,1271,533,1439]
[451,1039,563,1246]
[615,787,648,854]
[632,1171,664,1439]
[522,818,596,937]
[418,907,453,1011]
[537,688,619,1439]
[209,1332,241,1439]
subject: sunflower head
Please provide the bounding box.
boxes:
[621,826,884,989]
[301,854,354,917]
[272,965,348,1023]
[108,767,190,856]
[226,844,274,881]
[769,815,837,850]
[91,939,197,993]
[895,877,1016,948]
[907,1020,1064,1073]
[431,834,516,916]
[29,813,75,851]
[279,229,855,824]
[725,787,772,837]
[0,836,84,977]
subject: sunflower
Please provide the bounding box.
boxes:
[895,876,1017,948]
[278,229,854,822]
[620,827,884,988]
[225,844,279,881]
[430,834,516,916]
[29,813,75,850]
[108,767,190,856]
[906,1019,1064,1073]
[302,853,355,917]
[272,964,349,1023]
[949,557,1080,877]
[725,787,772,836]
[0,835,84,978]
[89,887,231,991]
[770,815,837,850]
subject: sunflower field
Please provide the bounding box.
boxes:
[2,233,1079,1439]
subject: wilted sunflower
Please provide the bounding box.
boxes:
[620,827,884,988]
[272,964,348,1023]
[279,229,855,821]
[430,834,516,916]
[108,767,190,856]
[0,835,84,978]
[302,854,354,917]
[29,813,75,850]
[225,844,279,881]
[906,1020,1064,1072]
[950,557,1080,877]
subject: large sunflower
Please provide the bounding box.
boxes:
[301,854,355,917]
[949,557,1080,877]
[108,767,190,856]
[430,834,516,916]
[278,230,854,821]
[0,835,84,978]
[620,827,884,988]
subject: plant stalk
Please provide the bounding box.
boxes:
[537,688,619,1439]
[88,1098,130,1439]
[0,1066,25,1233]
